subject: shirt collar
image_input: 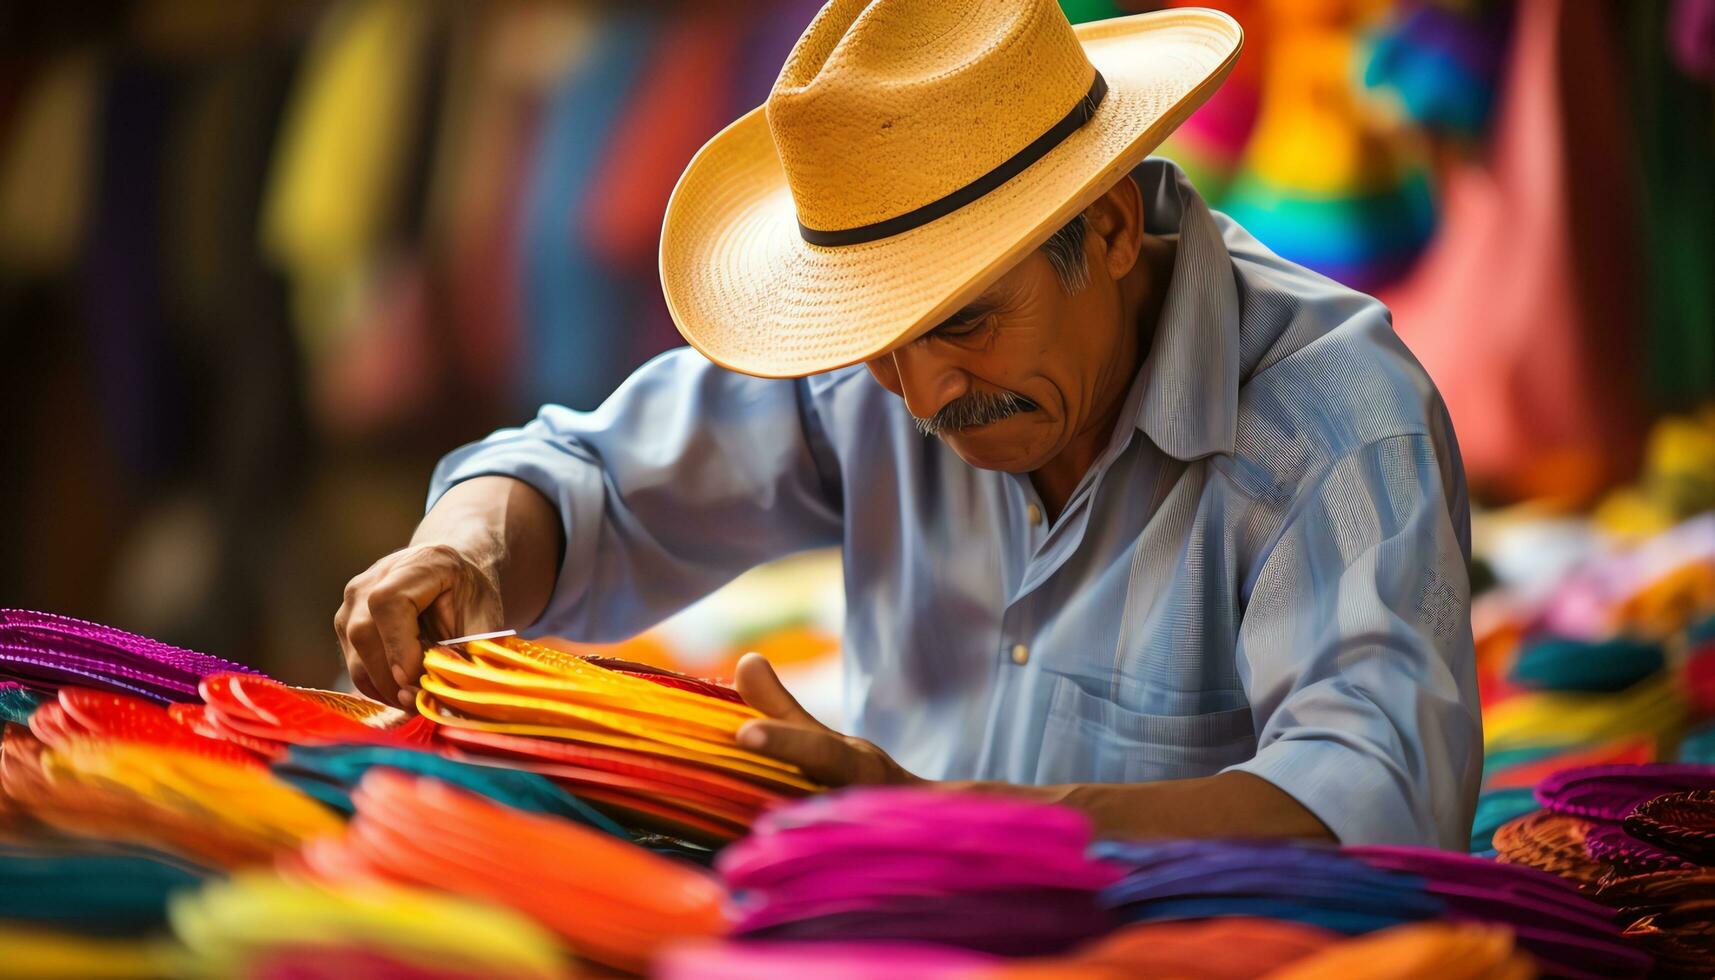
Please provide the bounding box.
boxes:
[1128,159,1241,461]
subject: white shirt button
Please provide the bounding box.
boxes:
[1010,643,1030,665]
[1026,503,1043,526]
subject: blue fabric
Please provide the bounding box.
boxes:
[1679,721,1715,764]
[430,159,1479,849]
[519,15,654,411]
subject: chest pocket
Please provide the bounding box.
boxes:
[1034,672,1257,785]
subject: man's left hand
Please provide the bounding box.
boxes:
[734,653,921,787]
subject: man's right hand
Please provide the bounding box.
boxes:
[333,475,565,709]
[334,542,505,709]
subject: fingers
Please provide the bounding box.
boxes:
[337,593,402,709]
[368,563,461,708]
[734,653,828,729]
[334,545,495,711]
[739,719,920,787]
[738,720,857,786]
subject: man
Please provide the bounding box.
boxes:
[336,1,1481,848]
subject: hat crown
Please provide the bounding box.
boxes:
[767,0,1095,236]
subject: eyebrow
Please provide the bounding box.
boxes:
[934,297,999,331]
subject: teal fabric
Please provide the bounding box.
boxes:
[1508,636,1664,693]
[1688,612,1715,647]
[274,744,630,840]
[0,685,42,725]
[1678,722,1715,764]
[0,846,205,934]
[1481,743,1572,780]
[1468,788,1540,853]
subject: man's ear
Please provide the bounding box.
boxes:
[1083,175,1145,282]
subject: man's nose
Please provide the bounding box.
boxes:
[890,345,968,419]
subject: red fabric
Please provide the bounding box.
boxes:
[582,8,748,270]
[1483,737,1657,791]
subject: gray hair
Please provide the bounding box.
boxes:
[1039,212,1090,293]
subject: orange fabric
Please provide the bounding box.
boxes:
[990,918,1339,979]
[1262,922,1537,980]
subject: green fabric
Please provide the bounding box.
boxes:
[1627,0,1715,407]
[1058,0,1124,24]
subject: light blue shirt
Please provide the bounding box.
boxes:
[428,159,1481,849]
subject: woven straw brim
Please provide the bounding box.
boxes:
[660,9,1243,378]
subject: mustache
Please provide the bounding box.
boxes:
[912,390,1038,437]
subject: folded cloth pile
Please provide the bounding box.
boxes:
[657,940,995,980]
[418,636,814,843]
[0,926,172,980]
[986,917,1339,979]
[0,725,342,869]
[28,687,262,768]
[187,673,437,758]
[1098,839,1647,979]
[269,743,628,840]
[1262,922,1538,980]
[1096,839,1439,935]
[170,872,573,980]
[0,609,260,704]
[0,840,205,935]
[657,919,1530,980]
[297,769,726,973]
[1491,764,1715,881]
[1593,866,1715,977]
[1487,763,1715,976]
[716,788,1123,956]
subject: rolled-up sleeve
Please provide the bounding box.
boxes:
[1227,432,1481,849]
[426,348,843,641]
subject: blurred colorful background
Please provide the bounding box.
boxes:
[0,0,1712,700]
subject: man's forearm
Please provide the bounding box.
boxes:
[413,476,565,630]
[944,771,1336,842]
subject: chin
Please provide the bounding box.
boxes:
[942,427,1052,473]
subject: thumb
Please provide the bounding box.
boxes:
[424,588,504,644]
[735,652,829,730]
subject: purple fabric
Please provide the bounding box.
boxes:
[1534,764,1715,820]
[0,610,262,703]
[1672,0,1715,79]
[740,890,1112,956]
[1584,822,1700,873]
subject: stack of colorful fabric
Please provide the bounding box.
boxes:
[0,610,260,704]
[171,873,572,980]
[1097,838,1647,978]
[0,724,342,871]
[1490,763,1715,974]
[717,788,1124,955]
[190,672,437,758]
[418,636,814,844]
[296,769,726,973]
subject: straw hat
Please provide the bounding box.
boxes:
[659,0,1242,378]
